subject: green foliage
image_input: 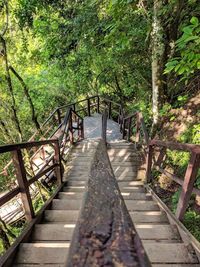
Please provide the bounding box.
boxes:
[171,189,181,213]
[183,211,200,241]
[165,16,200,80]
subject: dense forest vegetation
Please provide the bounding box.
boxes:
[0,0,200,253]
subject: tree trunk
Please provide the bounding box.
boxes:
[0,36,23,141]
[151,0,165,133]
[9,65,41,133]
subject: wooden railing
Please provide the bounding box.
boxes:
[0,139,62,222]
[66,140,151,267]
[0,95,123,225]
[121,111,200,221]
[122,112,149,145]
[146,140,200,220]
[0,107,84,224]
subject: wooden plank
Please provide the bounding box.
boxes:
[12,149,35,221]
[143,243,198,263]
[28,164,57,186]
[0,139,57,153]
[135,224,180,240]
[87,98,91,116]
[44,210,79,223]
[101,111,107,142]
[15,243,70,264]
[66,140,151,267]
[146,145,154,183]
[150,140,200,154]
[154,166,200,196]
[130,211,168,223]
[176,153,200,220]
[32,224,75,241]
[53,142,62,185]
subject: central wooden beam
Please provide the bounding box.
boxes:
[66,140,151,267]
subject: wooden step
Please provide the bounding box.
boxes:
[66,163,91,168]
[52,199,81,210]
[120,186,146,193]
[66,173,90,179]
[118,181,144,186]
[16,242,70,264]
[143,243,198,264]
[135,224,180,240]
[63,186,86,192]
[65,180,87,186]
[130,211,168,223]
[59,192,84,199]
[121,192,151,200]
[125,200,160,211]
[108,149,138,156]
[44,210,79,223]
[111,162,142,167]
[32,224,75,241]
[70,152,95,157]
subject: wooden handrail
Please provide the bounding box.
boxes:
[150,139,200,154]
[0,139,62,221]
[146,140,200,221]
[66,140,151,267]
[0,139,58,153]
[101,110,107,143]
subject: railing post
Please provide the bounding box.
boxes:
[102,111,107,143]
[155,147,166,167]
[81,120,84,139]
[119,107,123,132]
[146,144,154,183]
[97,96,100,113]
[57,109,62,125]
[108,101,112,119]
[122,119,126,139]
[54,141,62,186]
[176,153,200,221]
[73,104,76,111]
[127,117,132,141]
[135,112,140,146]
[69,112,74,144]
[87,98,91,117]
[12,149,35,221]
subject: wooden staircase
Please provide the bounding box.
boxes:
[1,96,200,267]
[12,140,200,266]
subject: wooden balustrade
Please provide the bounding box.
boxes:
[121,111,200,221]
[146,139,200,221]
[0,139,62,222]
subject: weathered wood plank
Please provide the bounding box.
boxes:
[66,140,151,267]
